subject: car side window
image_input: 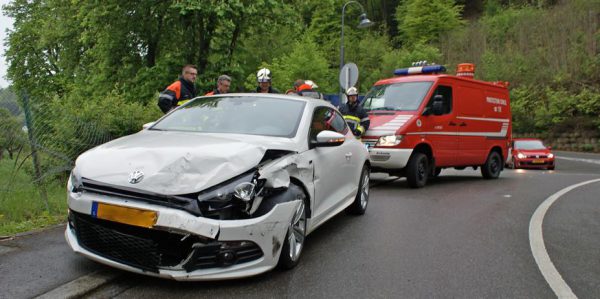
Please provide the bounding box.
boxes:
[330,110,348,134]
[426,85,453,115]
[309,107,347,141]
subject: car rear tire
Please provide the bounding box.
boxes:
[547,166,555,170]
[406,152,429,188]
[481,151,502,179]
[346,164,370,215]
[278,192,307,270]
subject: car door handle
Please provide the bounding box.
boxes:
[448,121,457,126]
[459,122,467,126]
[345,152,353,159]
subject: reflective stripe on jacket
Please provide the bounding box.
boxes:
[339,103,370,135]
[157,78,197,113]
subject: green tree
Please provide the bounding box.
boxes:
[395,0,465,45]
[0,108,24,160]
[268,35,334,93]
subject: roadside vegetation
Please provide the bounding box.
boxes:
[0,157,66,236]
[0,0,598,235]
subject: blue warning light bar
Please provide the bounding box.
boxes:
[394,65,446,76]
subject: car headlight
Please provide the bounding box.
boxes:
[197,171,257,203]
[376,135,403,146]
[67,168,82,192]
[548,153,554,158]
[517,153,526,159]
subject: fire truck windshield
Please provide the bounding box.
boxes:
[362,82,433,111]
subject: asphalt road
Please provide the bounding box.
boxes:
[1,151,599,298]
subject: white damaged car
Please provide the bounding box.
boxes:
[65,94,370,280]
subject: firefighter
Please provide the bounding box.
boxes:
[255,68,280,93]
[205,74,232,95]
[339,86,369,137]
[157,64,198,113]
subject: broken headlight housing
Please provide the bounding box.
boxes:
[196,170,265,219]
[67,168,83,193]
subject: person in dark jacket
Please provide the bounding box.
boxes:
[255,68,280,93]
[205,74,232,96]
[157,64,198,113]
[339,86,370,137]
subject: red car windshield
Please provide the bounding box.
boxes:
[514,140,546,150]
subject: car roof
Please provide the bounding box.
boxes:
[374,74,508,90]
[196,93,334,108]
[513,138,543,141]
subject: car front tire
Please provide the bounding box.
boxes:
[406,152,429,188]
[278,192,307,270]
[346,164,370,215]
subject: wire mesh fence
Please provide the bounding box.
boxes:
[0,93,136,230]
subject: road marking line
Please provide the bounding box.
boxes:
[529,178,600,299]
[35,269,121,299]
[556,156,600,165]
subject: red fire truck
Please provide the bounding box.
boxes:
[361,63,511,188]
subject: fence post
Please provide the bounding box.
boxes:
[22,93,49,211]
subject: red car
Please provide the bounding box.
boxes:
[507,138,555,170]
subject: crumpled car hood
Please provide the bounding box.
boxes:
[76,130,298,195]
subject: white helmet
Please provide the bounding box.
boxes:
[257,68,271,83]
[346,86,358,96]
[304,80,318,89]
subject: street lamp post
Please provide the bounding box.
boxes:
[340,1,373,102]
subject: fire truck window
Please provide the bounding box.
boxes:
[427,85,453,115]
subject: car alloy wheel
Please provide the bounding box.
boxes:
[287,200,306,263]
[360,170,369,210]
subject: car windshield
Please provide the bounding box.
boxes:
[362,82,433,111]
[514,140,546,150]
[152,96,306,137]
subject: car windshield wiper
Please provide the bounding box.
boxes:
[368,107,398,111]
[148,127,165,131]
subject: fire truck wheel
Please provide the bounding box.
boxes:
[406,152,429,188]
[481,151,502,179]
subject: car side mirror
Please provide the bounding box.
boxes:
[142,122,155,130]
[432,98,444,116]
[547,146,552,150]
[312,130,345,147]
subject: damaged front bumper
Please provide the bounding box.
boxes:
[65,191,300,280]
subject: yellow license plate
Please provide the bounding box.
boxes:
[533,159,544,164]
[92,202,157,228]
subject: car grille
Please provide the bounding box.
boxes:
[73,212,199,272]
[184,241,264,271]
[80,178,202,216]
[526,155,548,158]
[520,160,552,166]
[71,211,263,272]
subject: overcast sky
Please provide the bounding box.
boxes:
[0,0,13,88]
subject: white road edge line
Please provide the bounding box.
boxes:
[529,178,600,299]
[556,156,600,165]
[35,269,121,299]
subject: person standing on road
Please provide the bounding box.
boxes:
[157,64,198,113]
[205,75,232,95]
[255,68,280,93]
[339,86,369,138]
